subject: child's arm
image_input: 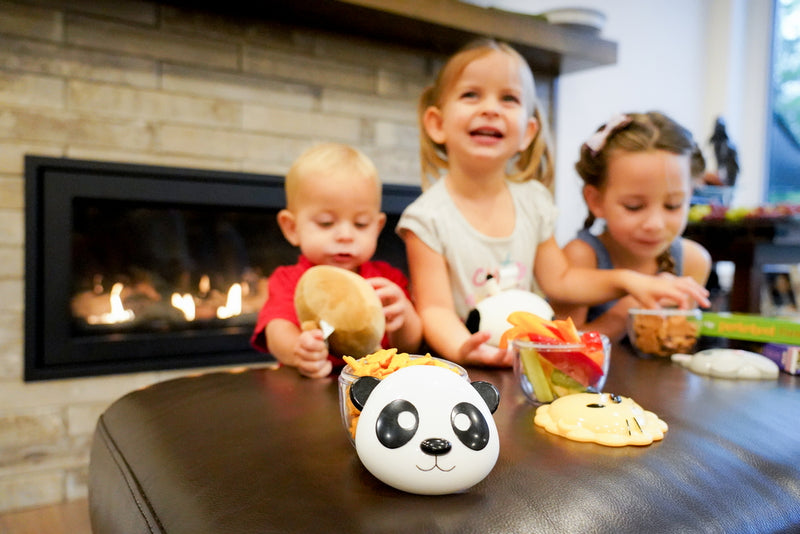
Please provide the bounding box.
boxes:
[265,319,332,378]
[549,237,594,325]
[554,237,713,341]
[535,236,711,309]
[368,277,423,354]
[681,238,713,287]
[404,231,512,367]
[550,238,634,341]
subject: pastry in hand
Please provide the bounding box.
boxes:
[294,265,385,358]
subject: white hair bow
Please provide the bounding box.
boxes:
[584,113,632,155]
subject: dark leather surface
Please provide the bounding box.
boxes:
[89,346,800,533]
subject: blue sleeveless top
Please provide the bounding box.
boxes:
[577,228,683,322]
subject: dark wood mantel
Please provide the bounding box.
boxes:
[183,0,618,75]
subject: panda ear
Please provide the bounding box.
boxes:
[471,381,500,414]
[465,308,481,334]
[350,376,381,411]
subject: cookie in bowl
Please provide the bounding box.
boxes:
[627,308,702,358]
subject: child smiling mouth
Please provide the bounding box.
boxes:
[470,127,503,139]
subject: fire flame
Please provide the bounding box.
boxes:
[87,282,135,324]
[217,283,242,319]
[171,293,196,321]
[199,274,210,297]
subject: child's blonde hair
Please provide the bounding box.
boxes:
[576,111,704,273]
[418,38,555,191]
[284,143,381,211]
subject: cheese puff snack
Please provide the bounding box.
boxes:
[341,349,465,439]
[343,349,453,378]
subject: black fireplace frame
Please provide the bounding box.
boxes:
[24,155,420,381]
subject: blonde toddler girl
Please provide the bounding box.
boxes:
[397,40,709,366]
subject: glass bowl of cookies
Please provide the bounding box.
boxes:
[627,308,702,358]
[338,349,469,446]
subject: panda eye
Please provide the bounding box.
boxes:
[451,402,490,451]
[396,410,416,430]
[375,399,418,449]
[453,412,471,431]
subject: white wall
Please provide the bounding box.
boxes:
[550,0,708,244]
[701,0,773,206]
[473,0,773,244]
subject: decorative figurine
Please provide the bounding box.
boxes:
[465,275,554,347]
[349,365,500,495]
[709,117,739,186]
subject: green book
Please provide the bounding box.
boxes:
[700,312,800,345]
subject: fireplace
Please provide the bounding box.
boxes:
[24,156,419,381]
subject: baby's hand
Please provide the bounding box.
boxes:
[368,277,410,333]
[294,329,332,378]
[628,272,710,309]
[458,331,513,367]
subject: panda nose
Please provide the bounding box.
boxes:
[420,438,451,455]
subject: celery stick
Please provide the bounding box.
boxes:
[519,347,554,403]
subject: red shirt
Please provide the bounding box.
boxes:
[250,256,410,365]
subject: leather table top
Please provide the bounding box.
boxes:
[89,344,800,533]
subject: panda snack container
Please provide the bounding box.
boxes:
[343,363,501,495]
[338,355,469,447]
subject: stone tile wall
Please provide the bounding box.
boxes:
[0,0,432,513]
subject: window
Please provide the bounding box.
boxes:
[768,0,800,203]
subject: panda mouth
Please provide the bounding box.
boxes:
[416,457,455,472]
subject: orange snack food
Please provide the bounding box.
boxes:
[343,349,452,378]
[500,311,609,402]
[341,349,461,438]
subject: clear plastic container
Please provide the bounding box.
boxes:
[338,355,468,446]
[512,334,610,404]
[627,308,702,358]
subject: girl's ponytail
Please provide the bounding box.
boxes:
[418,85,445,190]
[657,250,677,275]
[509,105,555,190]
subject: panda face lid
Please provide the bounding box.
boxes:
[350,365,500,495]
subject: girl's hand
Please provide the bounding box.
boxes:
[627,272,710,309]
[458,331,513,367]
[294,329,332,378]
[588,294,640,343]
[368,277,410,333]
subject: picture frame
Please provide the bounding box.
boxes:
[760,264,800,317]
